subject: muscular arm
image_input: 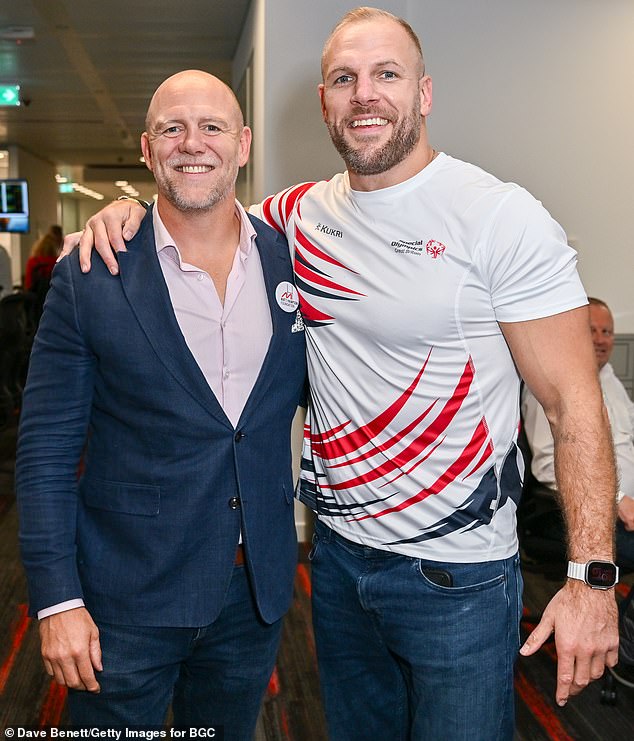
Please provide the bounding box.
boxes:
[501,306,619,705]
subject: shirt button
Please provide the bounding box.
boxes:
[228,497,241,510]
[197,274,204,282]
[235,431,245,442]
[223,369,230,379]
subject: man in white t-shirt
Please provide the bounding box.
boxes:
[523,297,634,568]
[64,7,619,740]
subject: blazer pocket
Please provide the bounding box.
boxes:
[80,477,160,517]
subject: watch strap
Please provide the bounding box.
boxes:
[566,561,586,582]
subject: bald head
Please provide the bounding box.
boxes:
[145,70,244,133]
[140,69,251,216]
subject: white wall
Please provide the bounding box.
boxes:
[236,0,634,331]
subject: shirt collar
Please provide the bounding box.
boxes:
[152,200,257,264]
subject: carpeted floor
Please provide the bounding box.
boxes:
[1,415,633,739]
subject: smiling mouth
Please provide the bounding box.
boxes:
[175,165,214,173]
[349,117,389,128]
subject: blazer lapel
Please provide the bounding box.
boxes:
[116,209,232,429]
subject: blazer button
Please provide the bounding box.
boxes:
[228,497,241,510]
[234,431,245,442]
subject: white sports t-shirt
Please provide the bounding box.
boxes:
[251,153,587,562]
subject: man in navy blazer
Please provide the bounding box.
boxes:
[16,71,306,735]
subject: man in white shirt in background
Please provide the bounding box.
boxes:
[522,297,634,568]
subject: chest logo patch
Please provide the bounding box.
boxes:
[275,282,300,312]
[426,240,446,259]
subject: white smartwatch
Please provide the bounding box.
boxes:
[567,560,619,589]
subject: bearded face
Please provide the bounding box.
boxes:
[325,97,422,177]
[150,151,240,213]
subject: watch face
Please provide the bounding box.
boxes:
[586,561,618,588]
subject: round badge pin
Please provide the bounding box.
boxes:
[275,282,299,312]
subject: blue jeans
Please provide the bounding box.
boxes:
[68,566,282,740]
[310,519,523,741]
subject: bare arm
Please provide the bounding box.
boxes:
[59,200,147,275]
[501,306,619,706]
[40,607,102,691]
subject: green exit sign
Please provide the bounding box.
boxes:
[0,85,20,106]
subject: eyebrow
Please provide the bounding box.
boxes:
[153,115,231,130]
[326,58,406,78]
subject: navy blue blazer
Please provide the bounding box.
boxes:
[16,209,307,626]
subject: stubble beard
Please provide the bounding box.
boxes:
[327,100,422,177]
[154,159,239,213]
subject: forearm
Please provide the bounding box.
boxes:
[552,398,617,561]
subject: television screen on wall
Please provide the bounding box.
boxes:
[0,179,29,233]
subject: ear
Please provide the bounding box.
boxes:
[419,75,433,117]
[318,83,328,123]
[238,126,252,168]
[140,133,153,172]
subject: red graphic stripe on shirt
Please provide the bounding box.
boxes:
[283,182,316,224]
[294,256,365,296]
[261,196,285,235]
[465,437,495,479]
[295,224,355,272]
[311,351,432,461]
[353,418,491,521]
[299,294,335,323]
[326,399,438,469]
[378,434,444,487]
[316,358,473,491]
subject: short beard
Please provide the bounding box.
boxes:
[154,159,239,213]
[160,177,234,213]
[327,102,421,176]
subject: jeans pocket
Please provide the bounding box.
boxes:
[308,530,320,562]
[416,558,506,593]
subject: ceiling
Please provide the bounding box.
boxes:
[0,0,251,201]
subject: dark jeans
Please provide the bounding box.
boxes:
[68,565,282,740]
[309,519,522,741]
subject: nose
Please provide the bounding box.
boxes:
[591,327,604,343]
[180,126,206,154]
[351,74,380,106]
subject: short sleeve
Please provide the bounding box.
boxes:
[481,188,587,323]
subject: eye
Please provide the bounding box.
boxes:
[161,125,184,138]
[379,70,398,80]
[333,74,354,85]
[202,124,221,134]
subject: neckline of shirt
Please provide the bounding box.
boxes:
[345,151,447,201]
[153,201,256,269]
